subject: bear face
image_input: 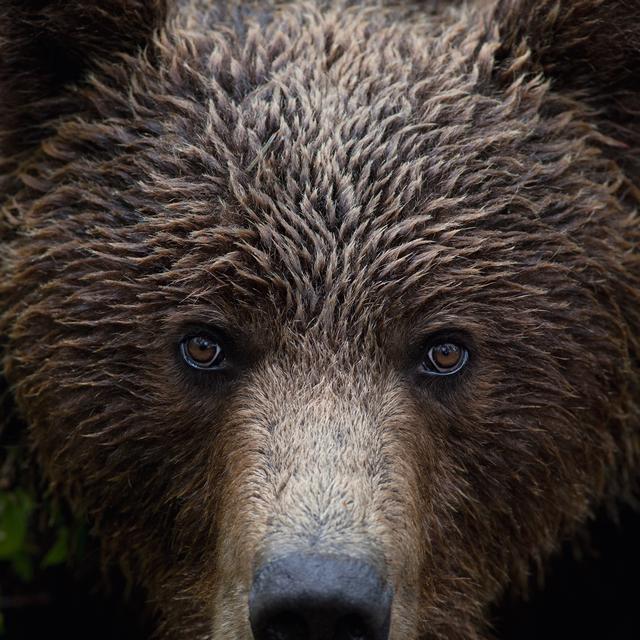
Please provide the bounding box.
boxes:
[1,1,639,639]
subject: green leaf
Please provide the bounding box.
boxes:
[0,490,34,559]
[11,550,34,582]
[41,526,69,568]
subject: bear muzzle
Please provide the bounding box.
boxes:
[249,552,393,640]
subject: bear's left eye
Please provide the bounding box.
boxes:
[422,342,468,376]
[180,335,225,370]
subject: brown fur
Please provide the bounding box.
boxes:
[1,1,639,638]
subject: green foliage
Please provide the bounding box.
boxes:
[0,489,35,580]
[41,526,70,568]
[0,484,89,637]
[0,487,87,579]
[1,423,88,637]
[1,391,86,635]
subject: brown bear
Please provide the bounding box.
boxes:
[1,0,639,639]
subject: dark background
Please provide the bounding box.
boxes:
[493,502,640,639]
[2,504,639,639]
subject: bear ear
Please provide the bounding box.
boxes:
[0,0,167,153]
[493,0,640,142]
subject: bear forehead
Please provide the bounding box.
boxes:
[34,0,594,325]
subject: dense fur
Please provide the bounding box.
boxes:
[1,1,639,639]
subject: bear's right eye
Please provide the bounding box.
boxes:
[180,335,225,370]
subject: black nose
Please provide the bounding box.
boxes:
[249,553,392,640]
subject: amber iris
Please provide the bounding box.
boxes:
[426,343,467,374]
[182,335,224,369]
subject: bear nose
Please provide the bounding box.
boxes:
[249,553,393,640]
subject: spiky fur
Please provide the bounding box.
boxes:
[1,1,639,638]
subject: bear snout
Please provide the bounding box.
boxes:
[249,553,393,640]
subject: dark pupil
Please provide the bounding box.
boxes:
[187,337,219,364]
[433,344,460,369]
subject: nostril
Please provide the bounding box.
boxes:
[263,613,307,640]
[335,614,369,640]
[249,553,392,640]
[261,613,369,640]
